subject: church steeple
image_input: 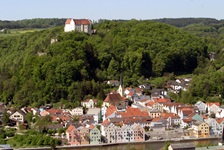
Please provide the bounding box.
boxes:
[118,72,124,97]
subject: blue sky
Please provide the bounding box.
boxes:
[1,0,223,21]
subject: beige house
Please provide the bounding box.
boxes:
[9,110,26,123]
[191,122,210,138]
[149,109,161,118]
[81,99,97,108]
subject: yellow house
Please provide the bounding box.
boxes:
[191,121,209,138]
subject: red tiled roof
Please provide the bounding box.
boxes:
[127,92,135,96]
[66,125,75,133]
[152,117,163,122]
[161,113,180,119]
[105,105,116,117]
[181,108,194,116]
[216,118,224,124]
[104,93,123,102]
[146,101,155,106]
[101,119,110,126]
[74,19,91,25]
[46,108,63,115]
[183,117,192,123]
[89,124,95,129]
[65,18,73,24]
[206,102,220,107]
[154,98,171,103]
[118,106,148,117]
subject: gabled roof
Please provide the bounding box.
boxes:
[46,108,63,115]
[74,19,91,25]
[89,124,95,130]
[146,101,154,107]
[118,106,148,117]
[102,120,112,127]
[161,113,180,119]
[104,93,123,102]
[216,118,224,124]
[82,99,97,103]
[154,98,171,103]
[151,117,163,122]
[181,108,194,116]
[206,102,220,107]
[182,117,192,123]
[65,18,73,24]
[105,105,116,117]
[66,124,76,133]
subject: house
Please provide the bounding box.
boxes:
[194,101,206,114]
[64,18,92,34]
[178,107,194,119]
[40,108,62,116]
[188,112,204,122]
[89,125,101,144]
[104,123,116,143]
[79,127,89,145]
[122,125,134,142]
[9,110,26,123]
[66,124,81,145]
[180,117,193,129]
[205,118,220,135]
[149,109,161,118]
[133,123,145,142]
[168,143,195,150]
[151,89,167,98]
[161,113,181,127]
[86,108,101,123]
[191,122,209,138]
[150,117,166,132]
[103,93,127,107]
[118,106,148,118]
[81,99,97,108]
[69,107,83,116]
[107,80,119,86]
[206,102,220,115]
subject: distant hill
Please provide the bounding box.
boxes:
[0,18,66,29]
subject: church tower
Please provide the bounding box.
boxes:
[118,73,124,97]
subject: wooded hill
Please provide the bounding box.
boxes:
[0,19,223,107]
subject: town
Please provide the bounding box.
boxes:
[0,76,222,147]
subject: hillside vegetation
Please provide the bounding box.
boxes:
[0,19,223,107]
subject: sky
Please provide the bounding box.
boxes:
[0,0,223,21]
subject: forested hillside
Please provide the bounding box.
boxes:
[0,19,222,107]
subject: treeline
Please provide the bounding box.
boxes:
[0,18,66,29]
[153,18,224,27]
[0,20,213,107]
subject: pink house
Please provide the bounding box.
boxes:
[133,123,145,142]
[66,125,81,145]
